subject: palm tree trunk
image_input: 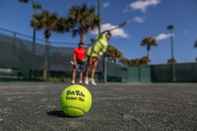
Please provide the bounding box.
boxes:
[147,46,150,58]
[43,38,49,81]
[170,35,176,82]
[32,28,36,54]
[97,0,101,34]
[80,32,84,43]
[170,36,174,60]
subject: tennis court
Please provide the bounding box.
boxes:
[0,82,197,131]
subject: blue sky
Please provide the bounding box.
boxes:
[0,0,197,64]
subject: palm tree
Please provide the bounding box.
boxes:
[141,36,157,61]
[129,59,139,66]
[120,58,130,66]
[55,17,75,34]
[68,4,100,43]
[31,11,58,80]
[106,45,123,63]
[139,56,150,65]
[18,0,42,54]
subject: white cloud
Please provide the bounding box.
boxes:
[130,0,161,12]
[103,2,110,8]
[133,17,144,23]
[156,33,173,41]
[92,23,128,38]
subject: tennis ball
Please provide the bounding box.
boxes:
[60,84,92,117]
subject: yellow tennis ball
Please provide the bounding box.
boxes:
[60,84,92,117]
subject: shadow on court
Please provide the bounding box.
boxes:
[47,110,66,118]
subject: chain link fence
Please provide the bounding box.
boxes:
[0,27,197,82]
[0,27,74,80]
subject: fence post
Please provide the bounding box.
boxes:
[138,66,141,82]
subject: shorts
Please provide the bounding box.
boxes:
[73,61,86,72]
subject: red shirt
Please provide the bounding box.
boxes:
[73,47,86,62]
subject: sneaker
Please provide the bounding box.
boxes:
[85,78,89,85]
[90,79,97,86]
[71,80,75,84]
[79,80,83,84]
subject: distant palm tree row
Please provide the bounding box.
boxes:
[120,56,150,66]
[106,45,123,63]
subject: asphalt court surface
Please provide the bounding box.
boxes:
[0,82,197,131]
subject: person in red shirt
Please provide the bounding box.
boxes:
[71,42,86,84]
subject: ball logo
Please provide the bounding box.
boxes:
[66,90,85,101]
[60,85,92,116]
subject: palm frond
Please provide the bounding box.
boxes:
[32,2,42,10]
[167,25,175,31]
[141,37,157,47]
[31,13,43,29]
[18,0,29,3]
[68,4,99,41]
[106,45,123,60]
